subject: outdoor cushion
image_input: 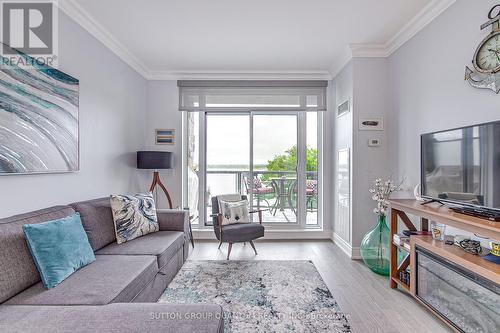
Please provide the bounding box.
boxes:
[0,205,75,304]
[69,198,117,251]
[0,303,224,333]
[96,231,184,269]
[220,223,265,243]
[5,255,157,305]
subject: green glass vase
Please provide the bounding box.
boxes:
[360,215,390,276]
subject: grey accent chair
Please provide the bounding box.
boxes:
[211,195,265,260]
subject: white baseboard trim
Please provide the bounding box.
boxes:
[331,232,352,257]
[331,233,362,259]
[193,229,333,240]
[351,247,361,260]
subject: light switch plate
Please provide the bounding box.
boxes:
[368,138,381,147]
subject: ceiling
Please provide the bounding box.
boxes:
[62,0,455,79]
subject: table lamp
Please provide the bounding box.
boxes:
[137,151,173,209]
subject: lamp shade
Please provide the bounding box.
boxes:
[137,151,172,169]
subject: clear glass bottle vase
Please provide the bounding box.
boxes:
[360,214,390,276]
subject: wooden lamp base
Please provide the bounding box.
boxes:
[149,170,173,209]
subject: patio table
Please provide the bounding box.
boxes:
[270,177,297,218]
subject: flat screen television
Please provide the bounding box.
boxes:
[421,121,500,212]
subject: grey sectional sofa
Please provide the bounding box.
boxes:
[0,198,224,333]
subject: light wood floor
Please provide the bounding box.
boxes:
[188,240,451,333]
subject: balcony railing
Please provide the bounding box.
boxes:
[203,170,318,224]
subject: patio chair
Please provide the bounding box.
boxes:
[289,179,318,212]
[211,194,265,260]
[243,175,274,210]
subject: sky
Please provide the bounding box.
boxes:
[203,113,318,168]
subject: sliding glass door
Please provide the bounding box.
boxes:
[252,113,298,223]
[184,111,321,229]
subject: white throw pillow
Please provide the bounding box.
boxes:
[219,199,250,225]
[110,192,159,244]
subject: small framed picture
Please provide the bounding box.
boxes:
[156,129,175,145]
[358,117,384,131]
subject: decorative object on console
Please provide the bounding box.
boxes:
[22,213,95,289]
[109,192,159,244]
[358,117,383,131]
[431,221,446,241]
[360,178,399,276]
[444,235,455,245]
[413,184,424,201]
[484,241,500,264]
[0,43,79,174]
[137,151,174,209]
[155,129,175,145]
[465,5,500,93]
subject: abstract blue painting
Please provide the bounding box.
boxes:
[0,45,79,174]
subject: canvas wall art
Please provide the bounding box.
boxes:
[0,45,79,174]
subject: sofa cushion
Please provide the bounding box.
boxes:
[0,206,75,304]
[0,303,224,333]
[220,223,265,243]
[110,193,159,244]
[23,213,96,289]
[96,231,184,269]
[69,198,117,251]
[5,255,157,305]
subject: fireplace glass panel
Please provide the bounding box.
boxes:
[416,247,500,333]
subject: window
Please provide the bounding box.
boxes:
[181,81,326,230]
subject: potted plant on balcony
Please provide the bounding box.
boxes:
[360,178,399,276]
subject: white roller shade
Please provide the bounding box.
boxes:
[178,81,327,111]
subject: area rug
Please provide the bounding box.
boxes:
[158,260,351,332]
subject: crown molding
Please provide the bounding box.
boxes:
[60,0,455,81]
[58,0,150,78]
[147,70,332,81]
[329,0,456,77]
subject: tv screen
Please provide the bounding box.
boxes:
[421,121,500,211]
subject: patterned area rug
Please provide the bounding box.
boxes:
[158,260,351,332]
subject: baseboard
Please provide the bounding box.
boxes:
[351,247,362,260]
[331,232,352,257]
[193,229,333,240]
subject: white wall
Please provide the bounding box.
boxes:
[390,0,499,190]
[144,81,183,209]
[0,12,147,218]
[351,57,395,247]
[333,62,353,245]
[332,58,396,254]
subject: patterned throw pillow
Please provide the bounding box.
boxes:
[219,199,250,225]
[109,192,159,244]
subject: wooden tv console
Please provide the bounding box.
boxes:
[389,199,500,331]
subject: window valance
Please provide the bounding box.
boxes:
[178,80,327,111]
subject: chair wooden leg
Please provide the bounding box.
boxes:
[227,243,233,260]
[218,241,223,250]
[249,240,258,255]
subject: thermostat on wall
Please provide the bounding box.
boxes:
[368,139,381,147]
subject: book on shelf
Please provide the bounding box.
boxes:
[393,233,410,245]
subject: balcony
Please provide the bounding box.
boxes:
[202,170,318,224]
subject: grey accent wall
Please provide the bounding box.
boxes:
[143,81,183,209]
[0,11,148,217]
[389,0,499,191]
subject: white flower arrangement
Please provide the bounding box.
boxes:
[369,178,400,216]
